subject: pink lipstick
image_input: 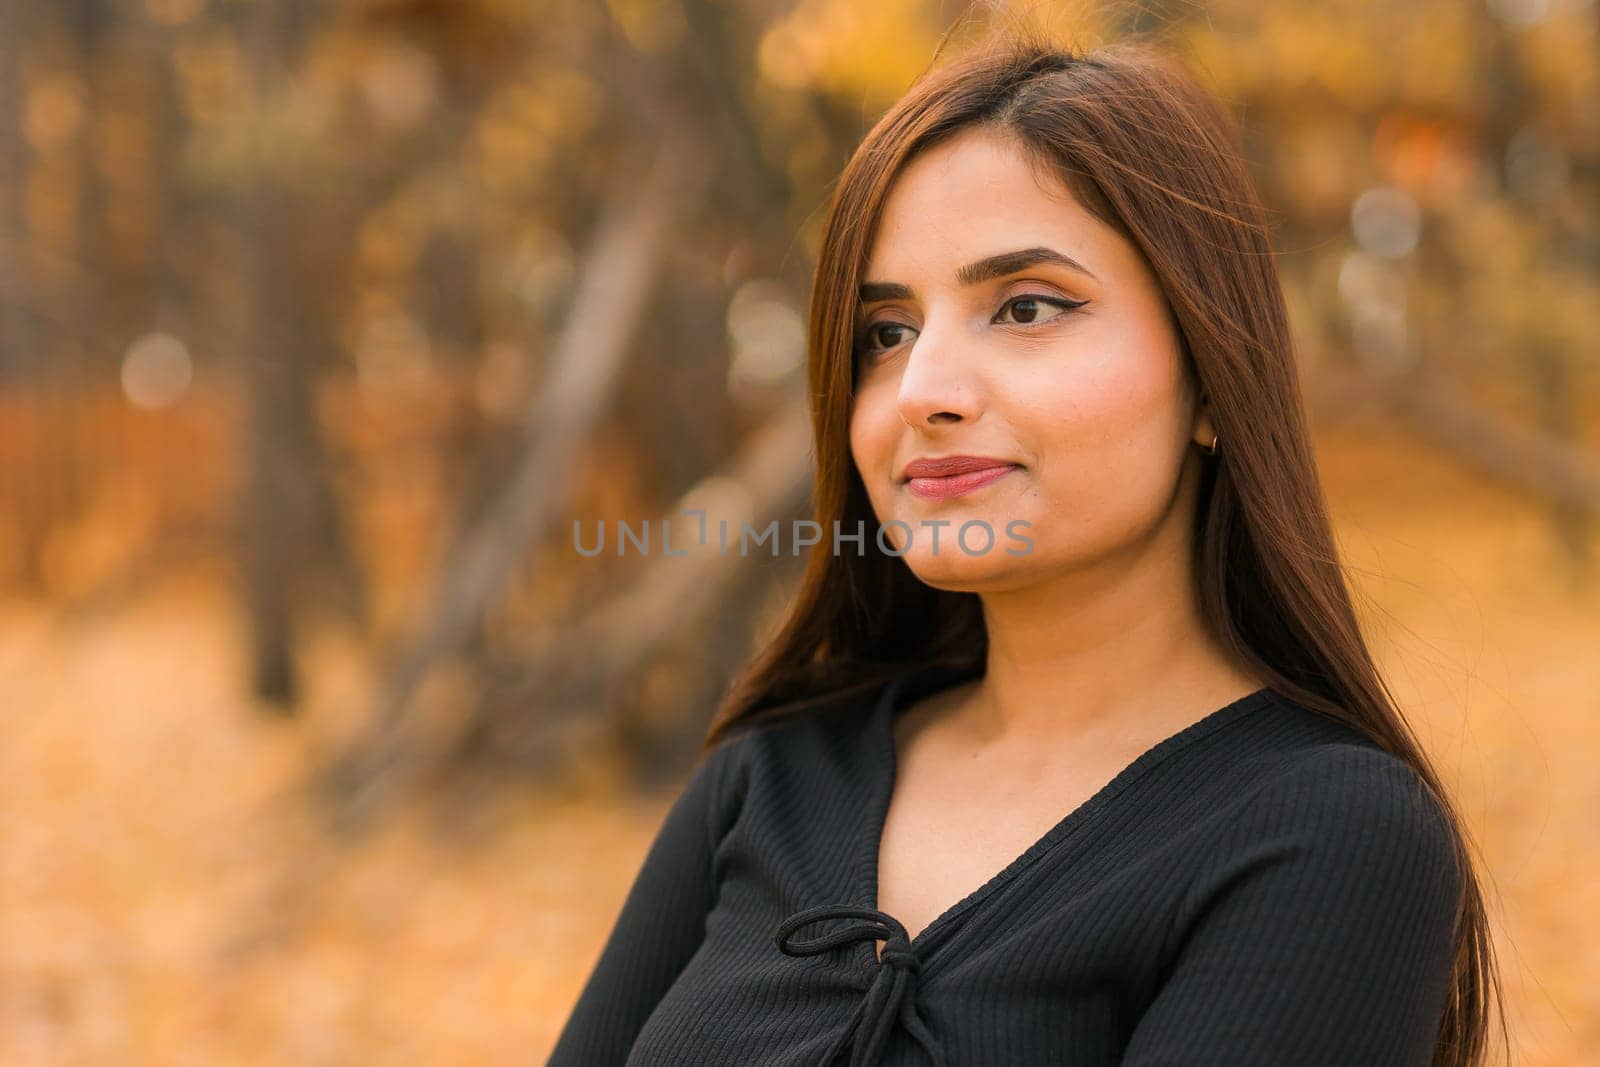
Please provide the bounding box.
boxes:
[900,455,1021,501]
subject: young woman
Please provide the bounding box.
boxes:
[549,28,1504,1067]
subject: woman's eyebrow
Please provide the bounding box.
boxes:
[858,246,1097,303]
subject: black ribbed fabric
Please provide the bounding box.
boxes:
[548,660,1461,1067]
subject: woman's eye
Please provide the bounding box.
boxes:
[996,294,1088,326]
[856,294,1087,361]
[857,321,917,357]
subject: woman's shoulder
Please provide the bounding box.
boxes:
[1209,717,1462,894]
[1146,687,1455,886]
[1244,688,1439,794]
[694,673,886,778]
[715,671,900,751]
[1260,738,1451,825]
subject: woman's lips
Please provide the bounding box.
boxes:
[905,464,1020,500]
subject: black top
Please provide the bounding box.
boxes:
[548,660,1461,1066]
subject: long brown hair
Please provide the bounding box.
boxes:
[701,25,1504,1067]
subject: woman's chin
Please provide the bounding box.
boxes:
[875,506,1037,566]
[896,543,1030,591]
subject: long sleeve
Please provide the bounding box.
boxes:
[546,731,750,1067]
[1120,745,1463,1067]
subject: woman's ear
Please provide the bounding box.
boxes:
[1191,395,1217,452]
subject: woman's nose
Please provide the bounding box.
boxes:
[894,317,983,427]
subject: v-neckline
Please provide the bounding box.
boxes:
[854,660,1277,972]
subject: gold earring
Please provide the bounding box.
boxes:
[1203,433,1219,456]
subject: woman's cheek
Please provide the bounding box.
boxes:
[848,402,896,514]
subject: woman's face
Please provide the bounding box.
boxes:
[848,127,1214,591]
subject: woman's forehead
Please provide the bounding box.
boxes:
[864,131,1127,289]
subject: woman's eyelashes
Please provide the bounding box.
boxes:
[997,294,1088,326]
[854,293,1088,359]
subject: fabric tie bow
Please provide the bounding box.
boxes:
[774,903,947,1067]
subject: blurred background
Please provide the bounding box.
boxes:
[0,0,1594,1062]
